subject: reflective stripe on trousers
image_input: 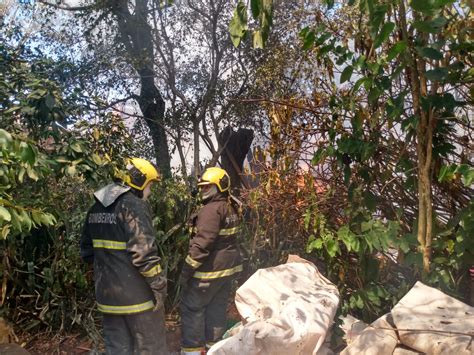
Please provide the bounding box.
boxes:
[97,300,155,314]
[193,264,243,280]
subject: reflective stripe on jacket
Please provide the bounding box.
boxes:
[184,194,242,280]
[80,184,165,314]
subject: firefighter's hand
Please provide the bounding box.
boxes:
[145,275,167,312]
[152,288,166,312]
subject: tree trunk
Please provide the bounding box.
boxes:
[218,126,254,192]
[400,0,433,275]
[114,0,171,176]
[136,68,171,177]
[193,119,200,178]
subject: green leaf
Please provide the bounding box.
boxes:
[344,165,351,186]
[338,226,358,252]
[340,65,354,84]
[425,67,448,81]
[55,156,70,163]
[20,142,36,164]
[438,164,456,182]
[369,4,388,36]
[417,47,443,60]
[20,210,32,232]
[318,44,334,56]
[26,166,39,181]
[364,191,377,211]
[325,238,339,257]
[455,164,474,186]
[413,17,447,33]
[312,148,326,165]
[0,206,11,222]
[10,209,22,233]
[44,93,55,109]
[1,225,10,239]
[387,41,407,61]
[307,238,323,253]
[40,213,56,226]
[353,77,370,92]
[368,87,381,104]
[363,78,373,91]
[253,30,264,49]
[410,0,434,13]
[70,142,83,153]
[18,166,26,183]
[324,0,334,9]
[374,22,395,49]
[66,165,77,176]
[3,106,20,114]
[92,153,102,165]
[229,1,248,48]
[315,32,331,46]
[299,27,316,50]
[0,129,13,147]
[250,0,260,18]
[411,0,454,14]
[31,210,42,226]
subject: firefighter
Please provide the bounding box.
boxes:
[180,167,242,355]
[80,158,168,355]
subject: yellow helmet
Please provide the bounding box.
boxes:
[198,167,230,192]
[123,158,160,190]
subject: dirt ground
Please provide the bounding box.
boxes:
[21,305,241,354]
[24,323,181,354]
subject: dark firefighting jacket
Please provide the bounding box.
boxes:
[182,193,242,281]
[80,183,166,315]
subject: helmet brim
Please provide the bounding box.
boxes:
[197,181,212,186]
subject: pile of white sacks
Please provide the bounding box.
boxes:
[340,281,474,355]
[208,255,474,355]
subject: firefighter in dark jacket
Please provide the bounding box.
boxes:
[80,158,167,355]
[180,167,242,355]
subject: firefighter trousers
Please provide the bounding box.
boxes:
[103,308,167,355]
[180,277,233,351]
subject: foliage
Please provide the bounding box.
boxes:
[239,0,473,322]
[0,39,133,340]
[149,178,195,309]
[0,0,472,343]
[229,0,273,49]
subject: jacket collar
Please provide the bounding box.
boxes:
[204,192,228,204]
[94,183,131,208]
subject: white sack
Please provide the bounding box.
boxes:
[208,257,339,355]
[392,346,423,355]
[340,313,398,355]
[392,281,474,354]
[338,314,368,345]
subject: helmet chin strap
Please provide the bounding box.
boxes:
[200,185,218,201]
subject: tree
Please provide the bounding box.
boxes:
[230,0,473,318]
[0,37,134,335]
[34,0,258,179]
[36,0,172,176]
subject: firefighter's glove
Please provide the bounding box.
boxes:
[146,275,167,312]
[179,264,194,289]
